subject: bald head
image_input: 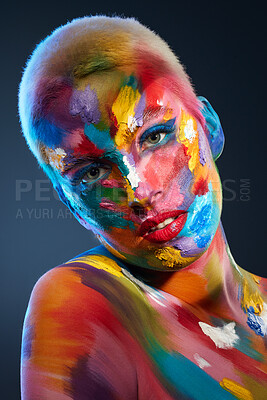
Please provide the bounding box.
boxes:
[19,16,203,164]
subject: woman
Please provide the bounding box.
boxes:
[19,15,267,399]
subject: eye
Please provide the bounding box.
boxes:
[146,132,166,146]
[139,119,177,151]
[81,165,110,184]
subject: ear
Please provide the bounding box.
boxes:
[198,96,225,161]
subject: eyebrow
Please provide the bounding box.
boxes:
[61,155,98,175]
[142,106,171,124]
[61,106,173,175]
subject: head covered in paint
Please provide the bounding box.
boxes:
[19,16,225,270]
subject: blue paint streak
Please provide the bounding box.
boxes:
[180,183,219,248]
[152,348,237,399]
[21,324,34,360]
[84,123,114,151]
[246,306,265,337]
[33,118,65,147]
[198,96,224,161]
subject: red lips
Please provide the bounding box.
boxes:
[139,210,187,243]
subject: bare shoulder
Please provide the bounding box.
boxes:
[21,253,139,399]
[26,252,127,324]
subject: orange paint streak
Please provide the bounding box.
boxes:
[158,271,208,304]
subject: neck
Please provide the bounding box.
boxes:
[125,222,263,320]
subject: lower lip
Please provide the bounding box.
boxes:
[143,213,187,243]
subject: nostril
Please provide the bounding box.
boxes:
[130,204,146,218]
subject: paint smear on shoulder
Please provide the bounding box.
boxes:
[199,321,239,349]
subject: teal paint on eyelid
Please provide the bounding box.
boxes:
[141,131,175,152]
[84,123,114,151]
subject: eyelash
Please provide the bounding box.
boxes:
[139,123,176,150]
[71,162,111,186]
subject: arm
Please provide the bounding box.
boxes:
[21,265,137,400]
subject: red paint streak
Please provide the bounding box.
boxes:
[101,179,124,188]
[193,176,209,196]
[135,48,205,130]
[73,134,104,157]
[136,52,172,91]
[165,143,191,183]
[99,199,129,214]
[107,109,118,139]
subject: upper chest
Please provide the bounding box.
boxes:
[121,288,267,399]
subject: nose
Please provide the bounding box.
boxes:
[133,181,163,204]
[128,182,163,216]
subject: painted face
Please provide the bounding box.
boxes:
[42,72,222,270]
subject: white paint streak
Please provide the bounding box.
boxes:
[128,116,137,132]
[184,118,197,142]
[46,147,66,171]
[148,292,167,308]
[259,303,267,335]
[199,321,239,349]
[123,155,141,189]
[193,353,211,369]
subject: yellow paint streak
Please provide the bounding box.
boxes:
[208,164,222,204]
[112,85,141,149]
[241,278,263,314]
[220,378,254,400]
[163,106,173,122]
[67,255,122,278]
[154,247,195,268]
[178,110,222,204]
[252,274,260,285]
[123,179,136,204]
[204,251,224,298]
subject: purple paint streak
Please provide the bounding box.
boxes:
[70,85,101,125]
[198,125,207,166]
[134,92,146,127]
[69,355,117,400]
[175,237,204,257]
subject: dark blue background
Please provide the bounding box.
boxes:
[1,1,266,398]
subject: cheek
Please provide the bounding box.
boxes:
[141,143,190,189]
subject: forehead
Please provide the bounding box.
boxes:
[73,69,179,117]
[43,71,182,161]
